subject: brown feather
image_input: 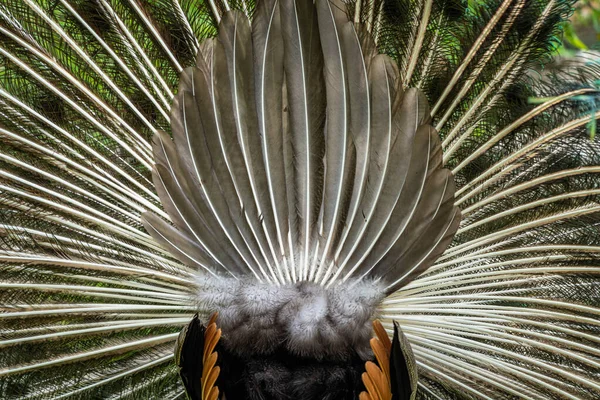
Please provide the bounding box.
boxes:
[370,338,390,384]
[203,324,221,364]
[361,371,378,399]
[207,387,220,400]
[373,320,392,352]
[201,313,221,400]
[360,320,393,400]
[208,312,219,326]
[201,352,218,382]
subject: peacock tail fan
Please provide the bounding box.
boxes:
[0,0,598,399]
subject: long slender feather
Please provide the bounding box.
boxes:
[280,0,325,280]
[325,54,398,285]
[217,11,281,282]
[253,0,291,282]
[323,22,372,284]
[313,0,351,281]
[0,0,599,398]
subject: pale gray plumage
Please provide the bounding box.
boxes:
[195,276,385,360]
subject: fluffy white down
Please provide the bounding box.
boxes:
[195,276,386,360]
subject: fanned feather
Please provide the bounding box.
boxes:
[252,0,291,282]
[279,0,326,280]
[0,0,599,399]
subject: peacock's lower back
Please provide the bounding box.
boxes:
[0,0,599,399]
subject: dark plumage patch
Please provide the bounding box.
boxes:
[175,315,205,399]
[216,344,367,399]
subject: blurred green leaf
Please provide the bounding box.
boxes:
[564,22,589,50]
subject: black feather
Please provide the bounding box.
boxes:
[175,314,206,400]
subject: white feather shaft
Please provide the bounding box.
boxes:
[98,0,173,95]
[54,354,174,400]
[403,0,432,87]
[430,0,514,117]
[0,27,152,167]
[22,0,159,148]
[452,89,597,176]
[0,333,178,376]
[125,0,184,72]
[456,110,600,202]
[0,254,191,284]
[444,205,600,258]
[0,95,163,214]
[59,0,171,113]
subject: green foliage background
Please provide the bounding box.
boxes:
[564,0,600,52]
[563,1,600,138]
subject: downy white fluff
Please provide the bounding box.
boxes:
[195,275,385,360]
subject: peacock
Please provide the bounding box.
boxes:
[0,0,599,398]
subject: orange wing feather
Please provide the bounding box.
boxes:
[202,313,221,400]
[359,320,392,400]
